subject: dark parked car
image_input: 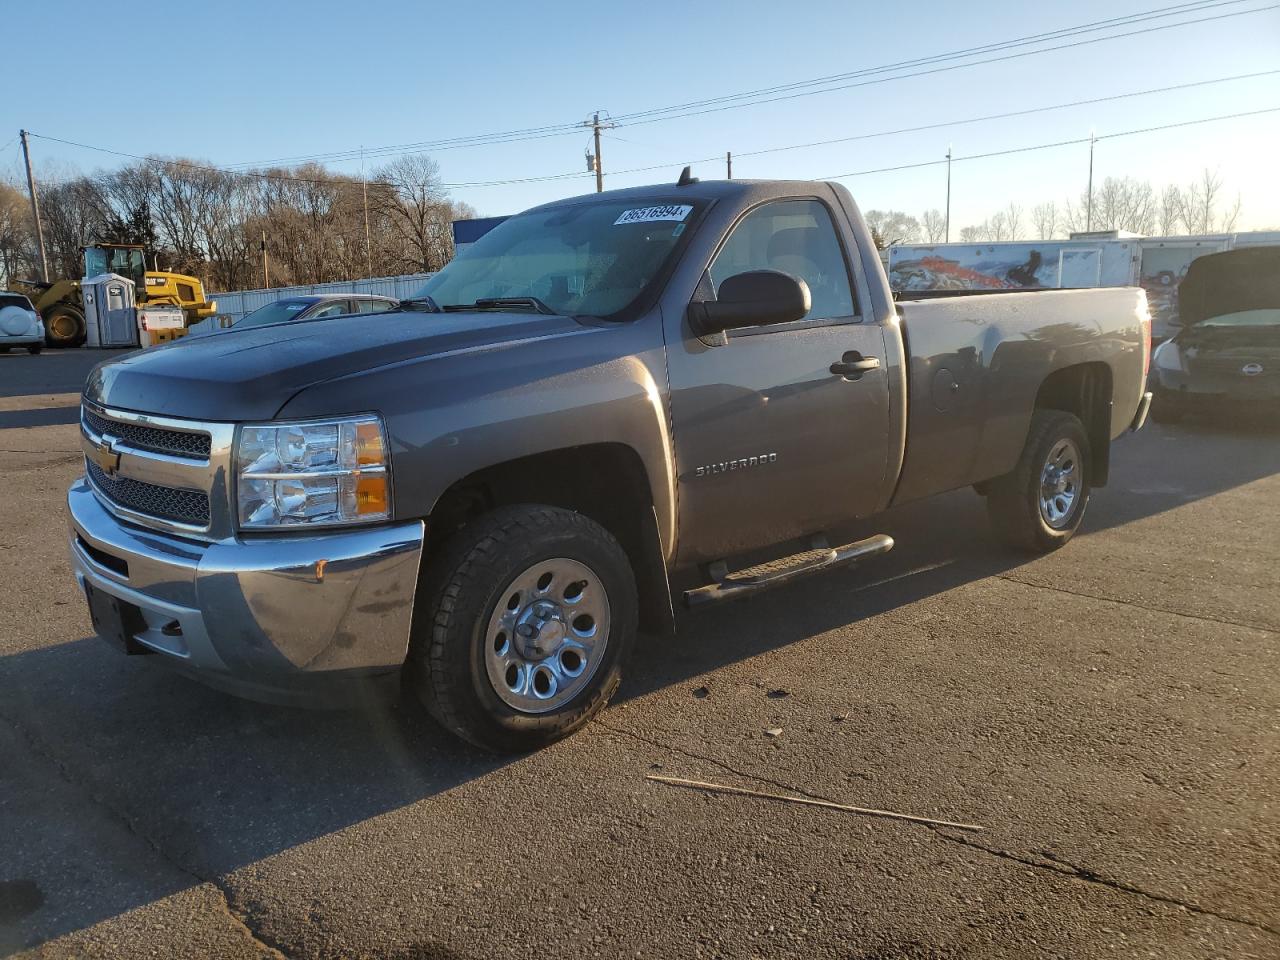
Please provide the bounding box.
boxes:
[1150,247,1280,422]
[232,294,399,329]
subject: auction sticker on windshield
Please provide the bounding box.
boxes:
[614,204,693,225]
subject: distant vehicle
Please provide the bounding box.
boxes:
[232,294,399,330]
[1150,247,1280,422]
[0,292,46,354]
[186,294,401,336]
[8,241,216,348]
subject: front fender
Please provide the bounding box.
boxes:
[277,318,677,562]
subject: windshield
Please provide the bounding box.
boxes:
[83,246,146,286]
[234,299,314,328]
[412,199,701,318]
[1200,308,1280,328]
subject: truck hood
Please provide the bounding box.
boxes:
[84,310,589,421]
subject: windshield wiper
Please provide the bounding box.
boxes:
[399,295,442,313]
[441,296,556,315]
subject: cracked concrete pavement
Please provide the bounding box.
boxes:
[1,349,1277,959]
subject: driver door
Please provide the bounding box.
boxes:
[664,198,892,566]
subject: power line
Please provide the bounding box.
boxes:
[728,69,1280,161]
[27,68,1277,191]
[819,106,1280,180]
[611,2,1280,129]
[214,0,1274,169]
[610,0,1256,122]
[442,70,1280,188]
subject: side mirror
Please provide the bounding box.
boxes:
[687,270,811,336]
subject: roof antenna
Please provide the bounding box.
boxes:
[677,165,699,187]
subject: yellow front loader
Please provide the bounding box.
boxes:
[7,242,215,347]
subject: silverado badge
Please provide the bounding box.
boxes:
[693,453,778,478]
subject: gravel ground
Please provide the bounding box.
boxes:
[1,348,1277,959]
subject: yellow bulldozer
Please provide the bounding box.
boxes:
[8,242,215,347]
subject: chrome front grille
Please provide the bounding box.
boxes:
[80,401,236,539]
[82,406,211,459]
[86,460,211,526]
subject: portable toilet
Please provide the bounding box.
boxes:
[82,273,140,348]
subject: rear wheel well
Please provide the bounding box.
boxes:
[424,444,673,634]
[1033,363,1112,486]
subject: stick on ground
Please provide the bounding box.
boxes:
[646,774,984,832]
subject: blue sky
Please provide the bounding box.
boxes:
[4,0,1279,230]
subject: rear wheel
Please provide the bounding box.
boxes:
[26,343,42,355]
[986,410,1091,553]
[44,306,85,348]
[407,504,637,753]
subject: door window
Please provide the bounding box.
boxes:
[356,298,394,314]
[309,300,352,319]
[709,199,856,323]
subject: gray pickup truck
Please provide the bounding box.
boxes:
[69,176,1152,751]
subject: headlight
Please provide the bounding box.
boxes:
[235,415,391,529]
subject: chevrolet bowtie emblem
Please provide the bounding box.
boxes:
[90,434,122,476]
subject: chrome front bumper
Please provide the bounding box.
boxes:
[68,478,425,702]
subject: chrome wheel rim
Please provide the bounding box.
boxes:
[484,557,610,714]
[1039,437,1081,528]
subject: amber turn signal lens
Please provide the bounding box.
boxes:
[354,475,388,515]
[355,421,385,466]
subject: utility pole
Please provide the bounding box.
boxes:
[261,230,269,289]
[581,112,615,192]
[944,144,952,243]
[19,130,49,282]
[1085,129,1097,232]
[726,151,733,179]
[361,145,372,278]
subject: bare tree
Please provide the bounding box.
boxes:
[1092,176,1155,234]
[988,211,1009,241]
[1181,168,1220,234]
[1157,185,1183,235]
[863,209,921,248]
[958,224,983,242]
[375,155,456,272]
[1218,194,1242,232]
[0,179,34,285]
[1004,203,1023,241]
[921,208,946,243]
[1031,201,1057,240]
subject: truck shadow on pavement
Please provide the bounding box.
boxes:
[2,419,1279,951]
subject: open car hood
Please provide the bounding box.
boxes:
[1178,247,1280,327]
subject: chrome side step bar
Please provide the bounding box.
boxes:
[683,533,894,608]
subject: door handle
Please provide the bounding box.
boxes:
[830,352,881,379]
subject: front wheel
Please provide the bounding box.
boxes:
[986,410,1091,553]
[407,504,638,753]
[27,342,43,355]
[44,306,86,348]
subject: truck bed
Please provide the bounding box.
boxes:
[891,286,1150,505]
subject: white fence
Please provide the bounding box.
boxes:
[208,273,434,324]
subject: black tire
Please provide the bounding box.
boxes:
[407,504,638,753]
[27,343,43,355]
[1149,390,1184,424]
[986,410,1091,553]
[44,305,86,348]
[0,346,9,354]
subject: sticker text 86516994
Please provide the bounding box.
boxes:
[614,204,693,226]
